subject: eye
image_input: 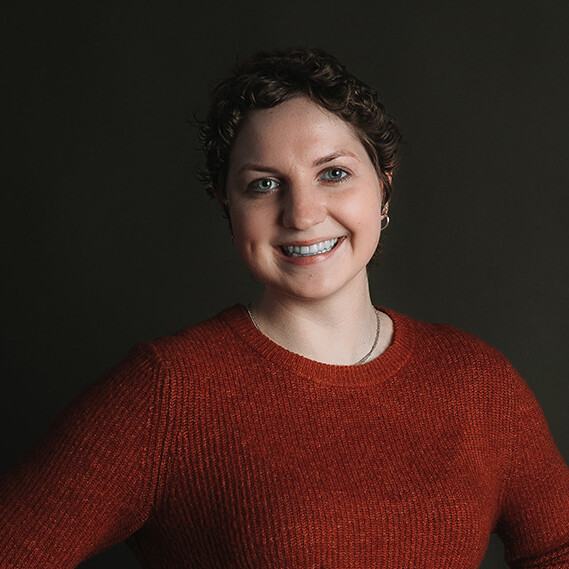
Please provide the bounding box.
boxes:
[320,167,349,183]
[249,178,280,193]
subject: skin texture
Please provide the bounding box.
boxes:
[224,96,393,365]
[226,96,385,307]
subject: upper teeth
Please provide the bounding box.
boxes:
[282,238,339,257]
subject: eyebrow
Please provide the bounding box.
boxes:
[313,150,360,167]
[236,163,281,176]
[237,150,360,175]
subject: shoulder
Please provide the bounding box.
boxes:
[416,313,513,370]
[386,312,548,450]
[71,305,247,429]
[388,309,512,365]
[387,309,525,397]
[134,304,247,376]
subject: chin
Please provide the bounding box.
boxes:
[267,272,365,303]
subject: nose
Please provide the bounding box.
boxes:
[281,184,326,230]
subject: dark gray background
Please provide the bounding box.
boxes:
[1,1,568,567]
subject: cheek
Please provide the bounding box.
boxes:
[229,203,273,254]
[357,215,382,247]
[232,209,258,241]
[350,186,383,248]
[344,185,382,227]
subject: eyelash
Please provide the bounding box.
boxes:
[319,167,350,183]
[248,178,280,193]
[247,167,350,194]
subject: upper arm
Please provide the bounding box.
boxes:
[495,374,569,567]
[0,342,173,568]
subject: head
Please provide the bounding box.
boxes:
[198,47,401,221]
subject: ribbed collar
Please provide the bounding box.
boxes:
[220,304,417,388]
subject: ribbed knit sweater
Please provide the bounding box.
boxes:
[1,306,569,568]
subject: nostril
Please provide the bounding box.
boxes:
[282,195,326,230]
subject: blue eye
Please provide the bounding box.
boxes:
[321,167,349,182]
[250,178,279,192]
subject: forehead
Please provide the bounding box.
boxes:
[229,96,366,165]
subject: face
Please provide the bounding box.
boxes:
[225,96,384,304]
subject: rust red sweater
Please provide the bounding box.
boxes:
[1,306,569,568]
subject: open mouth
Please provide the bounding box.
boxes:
[280,238,339,258]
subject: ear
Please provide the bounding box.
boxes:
[381,170,393,212]
[212,186,229,211]
[212,187,232,226]
[212,186,226,208]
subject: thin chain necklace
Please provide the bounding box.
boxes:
[245,304,381,366]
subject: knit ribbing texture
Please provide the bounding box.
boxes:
[1,305,569,568]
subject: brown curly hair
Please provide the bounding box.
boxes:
[198,47,401,216]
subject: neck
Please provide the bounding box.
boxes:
[249,278,391,366]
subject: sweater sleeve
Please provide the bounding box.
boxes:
[496,373,569,568]
[0,342,172,568]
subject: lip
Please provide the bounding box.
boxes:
[276,236,343,248]
[275,236,344,265]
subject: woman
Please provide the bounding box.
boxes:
[1,47,568,568]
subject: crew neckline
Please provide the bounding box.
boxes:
[220,304,417,387]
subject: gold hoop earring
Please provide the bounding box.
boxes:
[381,215,390,230]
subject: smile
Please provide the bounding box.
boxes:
[280,238,339,257]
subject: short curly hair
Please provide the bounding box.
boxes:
[198,47,401,214]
